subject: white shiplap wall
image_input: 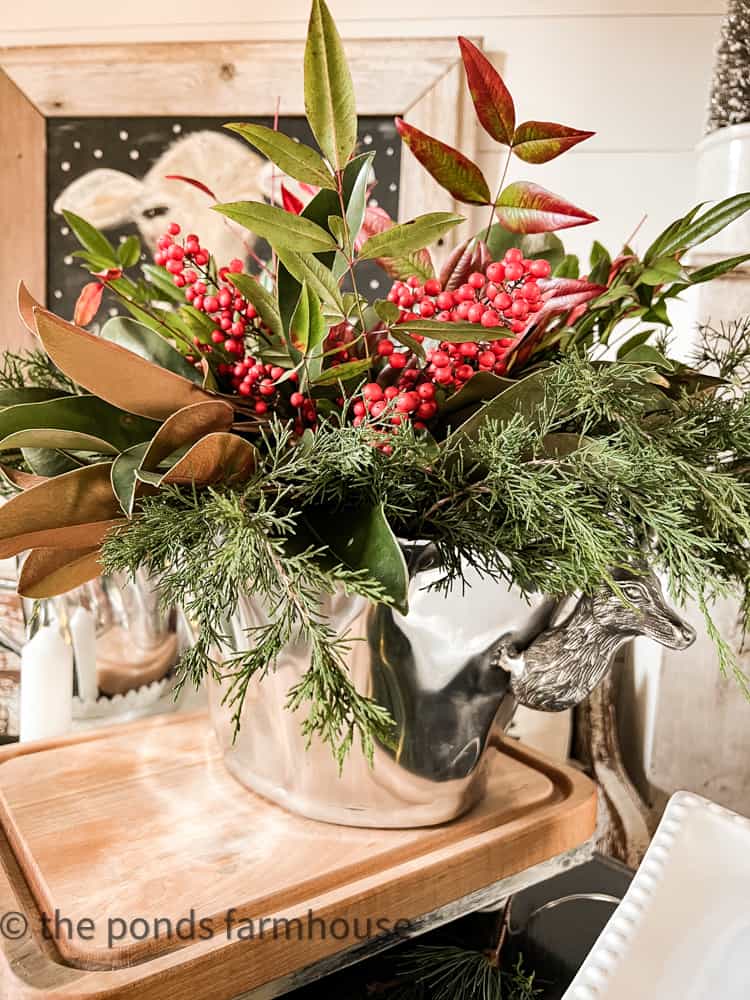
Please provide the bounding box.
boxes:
[1,1,725,263]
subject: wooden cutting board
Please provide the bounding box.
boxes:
[0,712,596,999]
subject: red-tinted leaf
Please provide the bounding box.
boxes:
[281,184,304,215]
[92,268,123,282]
[458,37,515,146]
[496,182,598,233]
[395,118,491,205]
[164,174,217,199]
[359,204,434,278]
[608,254,637,285]
[439,237,491,291]
[506,280,606,371]
[512,121,594,164]
[537,277,606,299]
[73,282,104,326]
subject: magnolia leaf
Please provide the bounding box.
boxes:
[395,119,491,205]
[0,388,69,407]
[304,0,357,171]
[0,464,47,491]
[439,372,513,420]
[34,308,214,421]
[305,502,409,614]
[357,213,464,261]
[111,443,150,516]
[512,121,595,163]
[23,448,83,477]
[0,395,159,455]
[274,248,345,313]
[495,182,598,233]
[0,462,124,558]
[17,282,42,337]
[159,432,256,486]
[446,369,552,442]
[313,358,372,385]
[616,330,655,359]
[458,37,515,146]
[672,253,750,292]
[100,317,203,384]
[226,273,284,341]
[225,123,336,189]
[619,344,676,371]
[212,201,337,253]
[18,546,104,599]
[141,399,234,470]
[62,210,118,266]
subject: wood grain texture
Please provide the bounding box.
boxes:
[0,712,596,998]
[0,70,44,353]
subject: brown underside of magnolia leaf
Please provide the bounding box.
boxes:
[17,282,42,338]
[18,546,103,598]
[0,464,48,490]
[161,432,256,485]
[142,400,235,470]
[0,462,123,558]
[33,307,214,421]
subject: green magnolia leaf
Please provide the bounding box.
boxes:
[357,213,464,261]
[458,37,515,146]
[643,299,670,325]
[213,201,337,253]
[643,203,706,264]
[304,0,357,171]
[588,240,612,285]
[305,502,409,614]
[225,123,336,189]
[619,344,675,371]
[117,235,142,269]
[111,442,150,516]
[395,119,491,205]
[99,317,204,384]
[275,248,345,314]
[495,182,597,234]
[227,273,284,341]
[439,371,512,418]
[0,388,70,408]
[312,358,372,385]
[446,369,552,441]
[512,121,594,163]
[23,448,84,477]
[62,210,118,266]
[0,396,159,455]
[654,193,750,258]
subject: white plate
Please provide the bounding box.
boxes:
[564,791,750,999]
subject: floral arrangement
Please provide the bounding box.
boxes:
[2,0,750,761]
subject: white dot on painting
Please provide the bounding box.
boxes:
[363,134,373,145]
[369,279,380,290]
[53,290,63,300]
[119,235,127,244]
[386,146,394,156]
[73,140,81,150]
[129,149,140,160]
[368,198,379,208]
[64,255,73,265]
[61,161,71,172]
[389,182,397,192]
[60,226,69,236]
[93,149,103,159]
[172,124,182,134]
[108,308,118,317]
[119,130,129,141]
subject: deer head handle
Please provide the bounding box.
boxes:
[495,567,696,712]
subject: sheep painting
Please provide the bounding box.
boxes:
[53,131,269,266]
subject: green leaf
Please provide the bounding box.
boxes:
[227,273,284,341]
[345,152,374,243]
[0,396,159,455]
[23,448,83,477]
[62,211,118,265]
[619,344,675,371]
[588,240,611,285]
[445,369,552,441]
[654,194,750,258]
[304,0,357,171]
[616,330,654,358]
[642,299,670,325]
[372,300,399,324]
[142,263,185,303]
[643,203,706,264]
[521,232,566,270]
[274,248,345,314]
[512,121,594,164]
[639,256,689,286]
[111,442,150,516]
[390,329,426,360]
[213,201,337,253]
[305,502,409,614]
[683,253,750,287]
[99,317,204,384]
[381,250,436,282]
[553,254,580,278]
[312,358,372,385]
[289,283,326,361]
[486,225,523,260]
[395,119,491,205]
[439,371,513,418]
[328,215,346,246]
[395,318,481,342]
[117,235,142,269]
[357,213,464,261]
[225,123,336,189]
[0,388,70,408]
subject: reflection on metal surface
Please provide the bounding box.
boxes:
[210,549,694,828]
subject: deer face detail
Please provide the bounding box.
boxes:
[497,568,696,713]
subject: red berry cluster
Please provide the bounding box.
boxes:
[227,357,317,429]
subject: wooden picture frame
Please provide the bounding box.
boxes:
[0,37,483,350]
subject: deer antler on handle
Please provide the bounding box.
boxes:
[497,568,696,712]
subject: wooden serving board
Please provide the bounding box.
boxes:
[0,713,596,999]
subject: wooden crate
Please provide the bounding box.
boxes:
[0,712,596,999]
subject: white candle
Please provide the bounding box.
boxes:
[70,607,98,703]
[19,625,73,742]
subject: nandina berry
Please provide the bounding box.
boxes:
[290,392,305,408]
[479,350,496,368]
[467,303,485,324]
[377,339,395,356]
[167,222,181,236]
[486,262,506,283]
[529,259,552,278]
[481,310,500,328]
[504,262,524,282]
[389,353,407,370]
[229,259,243,273]
[384,386,399,400]
[504,248,523,263]
[468,272,485,289]
[419,300,435,318]
[363,383,384,402]
[424,278,441,296]
[436,292,454,310]
[417,381,436,399]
